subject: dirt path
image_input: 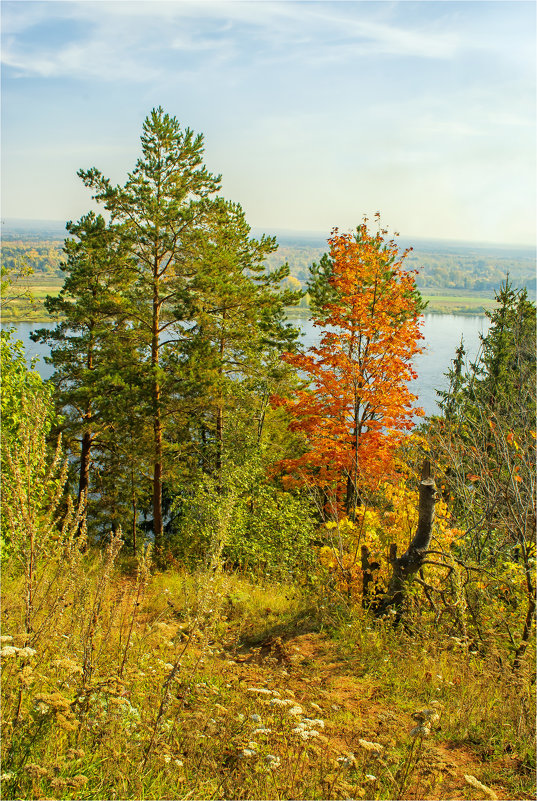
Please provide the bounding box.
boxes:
[225,632,519,801]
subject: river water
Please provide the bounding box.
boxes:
[2,314,489,417]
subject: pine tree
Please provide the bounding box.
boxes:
[78,108,221,552]
[182,199,300,478]
[32,213,132,513]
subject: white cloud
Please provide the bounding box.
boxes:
[0,0,484,83]
[1,1,535,244]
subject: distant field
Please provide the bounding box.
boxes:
[1,279,63,322]
[1,277,497,322]
[2,229,533,323]
[421,294,497,314]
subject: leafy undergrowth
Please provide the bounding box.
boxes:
[1,561,535,801]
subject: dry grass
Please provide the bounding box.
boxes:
[1,393,534,799]
[1,550,534,801]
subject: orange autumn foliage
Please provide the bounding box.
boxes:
[275,217,425,509]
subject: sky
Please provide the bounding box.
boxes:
[1,0,535,245]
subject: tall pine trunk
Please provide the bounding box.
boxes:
[152,265,163,553]
[77,330,95,531]
[215,314,226,480]
[78,428,92,504]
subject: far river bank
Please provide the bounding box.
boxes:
[2,314,489,418]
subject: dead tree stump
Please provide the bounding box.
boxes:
[378,460,437,618]
[361,545,381,609]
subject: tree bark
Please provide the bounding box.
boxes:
[78,430,92,506]
[381,461,437,616]
[152,263,163,555]
[215,311,226,481]
[77,338,94,530]
[361,545,380,609]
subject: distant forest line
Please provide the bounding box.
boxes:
[2,224,536,305]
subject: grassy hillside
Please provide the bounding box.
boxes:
[2,555,535,800]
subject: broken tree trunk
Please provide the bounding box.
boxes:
[361,545,381,609]
[381,460,437,617]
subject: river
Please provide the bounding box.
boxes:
[2,314,489,417]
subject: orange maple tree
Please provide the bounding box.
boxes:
[275,216,425,514]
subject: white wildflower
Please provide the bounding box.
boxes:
[249,714,262,723]
[164,755,171,764]
[1,773,15,781]
[34,701,50,715]
[241,748,256,758]
[302,717,325,729]
[247,742,258,750]
[18,647,37,659]
[0,646,18,658]
[288,705,304,717]
[163,663,174,671]
[365,774,377,781]
[464,775,497,800]
[265,754,281,769]
[174,759,183,768]
[53,658,83,674]
[292,725,319,739]
[0,636,13,643]
[252,728,272,736]
[337,753,356,767]
[270,698,295,707]
[357,738,383,753]
[298,729,319,740]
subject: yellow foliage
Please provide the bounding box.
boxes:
[316,471,456,603]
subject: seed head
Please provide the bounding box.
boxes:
[357,738,383,753]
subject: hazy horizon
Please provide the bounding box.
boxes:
[2,216,535,254]
[2,1,535,247]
